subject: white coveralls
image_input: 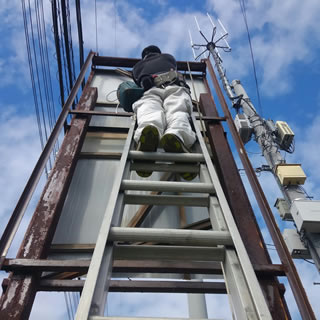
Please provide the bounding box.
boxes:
[133,84,196,148]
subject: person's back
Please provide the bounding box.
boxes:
[133,52,176,87]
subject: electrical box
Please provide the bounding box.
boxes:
[274,198,292,220]
[234,113,252,144]
[282,229,311,259]
[290,200,320,232]
[275,164,306,185]
[275,121,294,148]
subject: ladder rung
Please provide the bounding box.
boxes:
[114,245,225,262]
[129,150,205,162]
[124,194,209,207]
[130,162,199,173]
[40,279,226,294]
[109,227,232,246]
[121,180,214,193]
[90,317,218,320]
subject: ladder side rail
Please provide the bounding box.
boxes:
[192,114,272,319]
[200,163,259,319]
[90,192,127,316]
[75,120,135,320]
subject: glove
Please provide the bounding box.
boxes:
[140,75,154,91]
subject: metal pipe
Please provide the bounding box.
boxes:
[205,57,316,319]
[0,51,95,268]
[128,150,204,162]
[114,245,225,262]
[109,227,233,246]
[121,180,214,194]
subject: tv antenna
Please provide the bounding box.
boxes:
[189,13,234,99]
[189,13,231,60]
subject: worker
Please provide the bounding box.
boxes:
[132,45,196,180]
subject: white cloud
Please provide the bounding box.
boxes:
[206,0,320,95]
[0,107,41,222]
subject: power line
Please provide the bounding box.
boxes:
[51,0,65,108]
[75,0,84,70]
[114,0,117,56]
[21,0,46,165]
[238,0,264,118]
[95,0,98,53]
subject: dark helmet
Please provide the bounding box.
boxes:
[141,45,161,58]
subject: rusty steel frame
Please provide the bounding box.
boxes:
[0,54,313,318]
[2,258,286,277]
[0,56,97,319]
[92,55,206,73]
[0,51,95,269]
[205,58,315,319]
[38,279,227,294]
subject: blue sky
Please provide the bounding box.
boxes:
[1,0,320,319]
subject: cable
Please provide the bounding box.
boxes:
[51,0,65,108]
[238,0,263,118]
[75,0,84,71]
[114,0,117,56]
[21,0,45,161]
[95,0,98,53]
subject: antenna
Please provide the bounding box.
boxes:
[189,13,234,99]
[188,13,231,61]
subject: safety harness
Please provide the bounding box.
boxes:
[153,70,188,89]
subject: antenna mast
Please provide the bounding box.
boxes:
[189,13,320,274]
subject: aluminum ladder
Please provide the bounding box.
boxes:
[75,113,273,320]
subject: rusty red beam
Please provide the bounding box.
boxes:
[2,258,286,277]
[69,109,132,117]
[199,92,290,318]
[0,51,95,269]
[38,279,227,294]
[0,83,97,319]
[205,58,315,320]
[92,55,206,73]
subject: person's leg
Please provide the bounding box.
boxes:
[132,88,165,177]
[132,88,165,145]
[160,86,197,181]
[161,86,196,149]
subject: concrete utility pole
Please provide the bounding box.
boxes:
[190,14,320,272]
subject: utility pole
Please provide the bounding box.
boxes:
[189,13,320,272]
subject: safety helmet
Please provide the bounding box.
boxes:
[141,45,161,58]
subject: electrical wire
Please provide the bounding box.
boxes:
[34,0,56,156]
[114,0,117,56]
[27,0,50,157]
[95,0,98,53]
[238,0,263,118]
[22,0,58,176]
[57,0,69,96]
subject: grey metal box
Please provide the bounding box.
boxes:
[274,198,292,221]
[282,229,311,259]
[290,200,320,232]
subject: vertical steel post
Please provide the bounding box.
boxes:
[0,51,95,269]
[0,81,97,319]
[205,58,315,319]
[199,92,290,318]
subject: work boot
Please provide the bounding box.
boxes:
[136,125,159,177]
[160,133,197,181]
